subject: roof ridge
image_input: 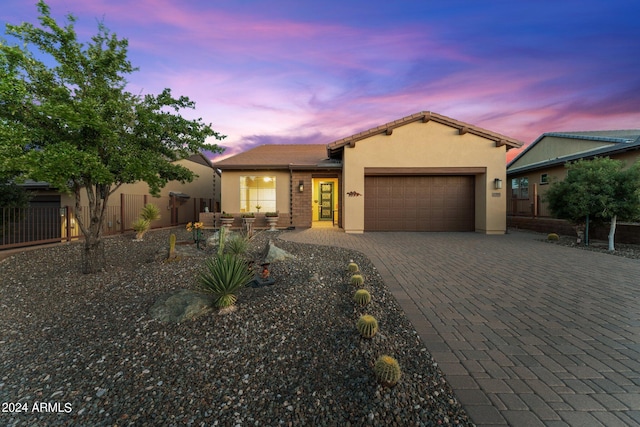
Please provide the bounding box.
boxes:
[327,111,523,156]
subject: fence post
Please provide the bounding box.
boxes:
[120,193,125,233]
[65,206,71,242]
[532,183,538,218]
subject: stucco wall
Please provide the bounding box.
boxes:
[341,120,508,234]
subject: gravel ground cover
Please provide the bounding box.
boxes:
[534,230,640,259]
[1,228,472,426]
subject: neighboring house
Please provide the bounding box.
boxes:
[215,111,522,234]
[2,153,219,249]
[507,130,640,218]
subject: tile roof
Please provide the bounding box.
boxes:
[216,111,524,168]
[327,111,523,157]
[214,144,339,169]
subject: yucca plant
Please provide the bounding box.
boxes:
[226,233,249,256]
[140,203,161,222]
[199,253,254,308]
[131,218,150,240]
[132,204,160,240]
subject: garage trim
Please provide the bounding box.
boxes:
[365,167,486,176]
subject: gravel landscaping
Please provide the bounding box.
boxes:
[0,228,473,426]
[535,230,640,259]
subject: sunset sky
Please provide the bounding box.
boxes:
[2,0,639,162]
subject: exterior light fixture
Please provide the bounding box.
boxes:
[299,181,304,192]
[494,178,503,189]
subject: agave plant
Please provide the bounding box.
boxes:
[199,253,254,308]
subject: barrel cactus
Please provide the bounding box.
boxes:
[356,314,378,338]
[351,274,364,287]
[353,289,371,306]
[348,262,359,273]
[374,355,402,387]
[547,233,559,241]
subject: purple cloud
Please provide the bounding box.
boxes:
[3,0,638,158]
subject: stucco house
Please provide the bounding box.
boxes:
[507,130,640,218]
[215,111,522,234]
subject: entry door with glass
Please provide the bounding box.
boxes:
[319,182,333,221]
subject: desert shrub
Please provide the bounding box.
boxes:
[374,355,401,387]
[356,314,378,338]
[199,253,254,308]
[353,289,371,306]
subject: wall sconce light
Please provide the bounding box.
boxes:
[494,178,503,190]
[298,180,304,192]
[59,207,66,217]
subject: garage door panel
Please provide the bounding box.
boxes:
[365,175,474,231]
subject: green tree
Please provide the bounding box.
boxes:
[545,157,640,251]
[0,1,224,272]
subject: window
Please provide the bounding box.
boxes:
[240,176,276,212]
[511,177,529,198]
[540,173,549,185]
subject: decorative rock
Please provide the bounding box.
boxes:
[149,289,214,322]
[263,240,296,263]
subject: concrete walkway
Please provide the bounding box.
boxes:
[280,228,640,427]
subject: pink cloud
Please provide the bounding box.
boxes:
[10,0,639,162]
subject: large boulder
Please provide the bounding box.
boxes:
[264,240,296,263]
[149,289,214,323]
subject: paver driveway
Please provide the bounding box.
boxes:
[281,229,640,427]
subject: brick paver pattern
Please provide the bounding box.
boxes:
[281,229,640,427]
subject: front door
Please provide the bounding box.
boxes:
[319,182,333,221]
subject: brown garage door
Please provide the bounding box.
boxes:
[364,176,475,231]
